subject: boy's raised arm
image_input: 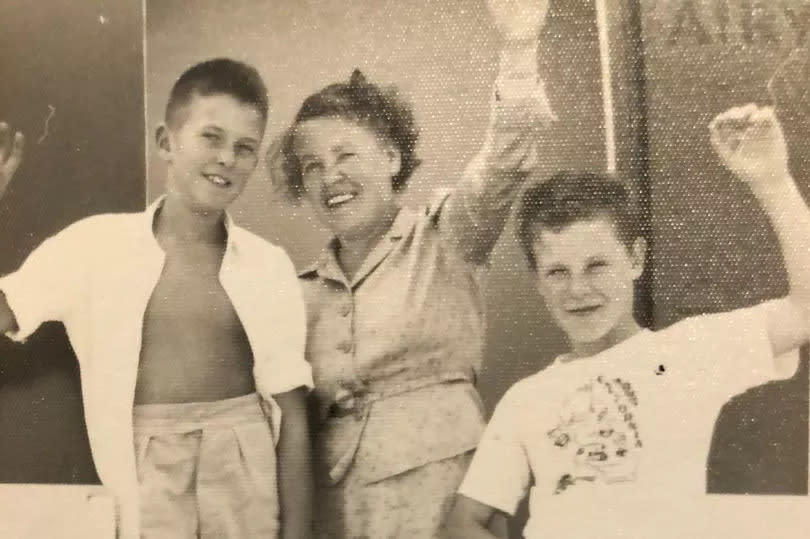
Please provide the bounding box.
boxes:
[0,123,25,336]
[710,105,810,357]
[438,0,555,264]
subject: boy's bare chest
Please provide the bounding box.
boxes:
[147,246,235,322]
[136,244,255,404]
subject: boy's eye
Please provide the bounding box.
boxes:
[236,144,256,155]
[546,267,568,279]
[202,132,221,142]
[337,152,356,162]
[586,260,609,273]
[302,161,323,174]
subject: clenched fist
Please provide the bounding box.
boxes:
[710,105,790,188]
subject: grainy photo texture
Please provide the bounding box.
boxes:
[1,1,810,538]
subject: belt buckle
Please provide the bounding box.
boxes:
[330,387,368,421]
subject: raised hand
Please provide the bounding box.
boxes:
[486,0,550,41]
[709,105,790,188]
[0,122,24,199]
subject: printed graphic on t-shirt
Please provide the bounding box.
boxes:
[546,375,642,494]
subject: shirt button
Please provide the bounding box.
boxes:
[340,303,352,317]
[337,340,353,354]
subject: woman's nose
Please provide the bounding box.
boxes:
[322,163,345,185]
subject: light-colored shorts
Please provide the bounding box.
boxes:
[134,393,278,539]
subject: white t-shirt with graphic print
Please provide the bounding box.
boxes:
[458,305,799,539]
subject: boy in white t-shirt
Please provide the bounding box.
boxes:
[444,105,810,538]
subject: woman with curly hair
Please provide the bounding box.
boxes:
[271,1,556,536]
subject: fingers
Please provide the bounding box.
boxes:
[709,104,757,133]
[0,122,24,178]
[709,124,734,164]
[751,106,781,130]
[0,122,10,163]
[6,132,25,179]
[709,104,773,154]
[709,103,789,183]
[709,109,739,161]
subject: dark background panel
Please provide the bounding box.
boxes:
[0,0,145,483]
[640,0,809,494]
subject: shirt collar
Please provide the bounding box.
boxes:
[141,194,238,252]
[299,206,417,286]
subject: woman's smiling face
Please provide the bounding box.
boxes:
[293,117,402,241]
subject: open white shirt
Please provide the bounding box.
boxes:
[0,196,312,539]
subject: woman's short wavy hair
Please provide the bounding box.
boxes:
[271,69,421,201]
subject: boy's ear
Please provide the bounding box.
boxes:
[155,123,172,162]
[630,237,647,280]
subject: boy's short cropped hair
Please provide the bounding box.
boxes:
[516,171,643,270]
[165,58,269,128]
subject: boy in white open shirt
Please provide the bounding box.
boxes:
[0,59,312,538]
[445,105,809,538]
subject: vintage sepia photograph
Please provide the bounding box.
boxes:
[1,0,810,537]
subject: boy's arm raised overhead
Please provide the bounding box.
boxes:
[438,0,555,265]
[0,123,25,336]
[711,105,810,357]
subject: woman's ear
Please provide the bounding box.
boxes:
[387,147,402,180]
[155,124,172,162]
[631,236,647,280]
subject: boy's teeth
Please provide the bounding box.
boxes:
[209,175,228,186]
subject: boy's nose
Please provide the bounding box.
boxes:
[217,147,236,168]
[567,273,592,295]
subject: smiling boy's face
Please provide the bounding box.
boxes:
[159,92,265,214]
[531,215,645,352]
